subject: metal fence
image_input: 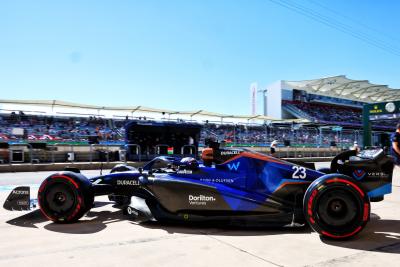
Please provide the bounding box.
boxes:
[0,143,199,164]
[0,142,345,165]
[201,123,387,149]
[0,144,123,164]
[3,121,373,165]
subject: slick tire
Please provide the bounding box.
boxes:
[303,174,370,239]
[38,172,94,223]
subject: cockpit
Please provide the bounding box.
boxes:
[143,156,200,174]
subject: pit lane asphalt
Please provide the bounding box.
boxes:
[1,167,400,267]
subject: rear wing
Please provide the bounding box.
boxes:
[3,186,36,211]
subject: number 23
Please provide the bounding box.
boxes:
[292,166,306,179]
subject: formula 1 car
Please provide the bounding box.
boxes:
[3,144,394,239]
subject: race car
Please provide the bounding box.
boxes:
[3,144,394,239]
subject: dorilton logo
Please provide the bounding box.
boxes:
[189,195,216,201]
[188,194,216,206]
[12,190,29,195]
[116,180,140,186]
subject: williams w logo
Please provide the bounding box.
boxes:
[227,162,240,171]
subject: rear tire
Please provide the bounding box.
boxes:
[38,172,94,223]
[304,174,370,239]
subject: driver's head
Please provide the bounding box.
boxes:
[201,148,213,167]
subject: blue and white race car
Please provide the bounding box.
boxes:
[4,144,393,239]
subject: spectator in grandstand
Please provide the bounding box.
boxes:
[351,141,360,152]
[270,140,278,156]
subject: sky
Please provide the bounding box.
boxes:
[1,0,400,115]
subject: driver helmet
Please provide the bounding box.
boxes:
[179,157,199,170]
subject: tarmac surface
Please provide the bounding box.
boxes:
[1,167,400,267]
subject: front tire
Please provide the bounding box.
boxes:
[38,172,94,223]
[304,174,370,239]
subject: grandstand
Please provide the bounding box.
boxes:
[262,75,400,147]
[0,103,356,148]
[0,99,311,147]
[1,76,399,156]
[282,100,393,130]
[0,111,126,144]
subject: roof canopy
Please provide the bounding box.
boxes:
[0,99,307,123]
[283,75,400,103]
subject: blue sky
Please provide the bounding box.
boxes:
[1,0,400,115]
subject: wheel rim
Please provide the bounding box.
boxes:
[44,182,76,214]
[317,188,359,228]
